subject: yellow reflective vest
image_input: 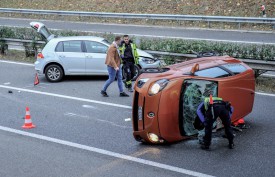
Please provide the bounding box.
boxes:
[119,43,139,65]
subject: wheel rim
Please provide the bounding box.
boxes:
[47,67,60,81]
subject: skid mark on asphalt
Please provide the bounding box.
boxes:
[0,125,215,177]
[64,112,131,129]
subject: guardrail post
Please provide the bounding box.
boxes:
[208,21,211,28]
[238,22,241,29]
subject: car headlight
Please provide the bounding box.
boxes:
[141,57,156,64]
[148,133,165,143]
[137,78,149,88]
[148,133,159,143]
[148,79,169,96]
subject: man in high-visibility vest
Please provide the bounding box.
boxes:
[119,35,139,92]
[196,95,234,150]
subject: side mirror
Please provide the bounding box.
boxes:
[190,63,199,75]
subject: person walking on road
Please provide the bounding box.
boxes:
[119,35,139,92]
[197,94,234,150]
[101,36,129,97]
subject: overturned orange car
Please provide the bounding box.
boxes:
[132,56,255,143]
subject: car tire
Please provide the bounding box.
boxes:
[45,64,64,82]
[122,65,141,81]
[198,51,219,57]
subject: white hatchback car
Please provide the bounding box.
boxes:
[31,22,161,82]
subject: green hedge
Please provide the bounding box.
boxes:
[140,38,275,61]
[0,26,274,60]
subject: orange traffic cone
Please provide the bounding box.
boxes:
[34,73,39,86]
[22,107,36,129]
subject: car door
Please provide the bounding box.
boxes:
[30,22,55,42]
[84,41,108,75]
[217,64,255,121]
[55,40,86,74]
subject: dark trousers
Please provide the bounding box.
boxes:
[123,61,135,88]
[203,104,234,146]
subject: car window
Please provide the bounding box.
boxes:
[194,67,231,78]
[101,39,111,45]
[84,41,108,53]
[180,79,218,136]
[221,64,247,74]
[39,26,51,40]
[55,42,63,52]
[63,41,82,53]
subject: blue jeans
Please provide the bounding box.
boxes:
[102,66,124,93]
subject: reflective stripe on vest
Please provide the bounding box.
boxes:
[204,97,223,110]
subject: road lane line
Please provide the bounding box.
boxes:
[125,118,131,121]
[64,112,130,128]
[0,125,214,177]
[255,92,275,97]
[0,60,34,66]
[0,85,132,109]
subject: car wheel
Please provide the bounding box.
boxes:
[45,64,64,82]
[198,51,219,57]
[122,65,141,81]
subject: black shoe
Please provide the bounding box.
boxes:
[128,88,134,92]
[228,143,235,149]
[201,144,210,150]
[120,92,129,97]
[101,90,109,97]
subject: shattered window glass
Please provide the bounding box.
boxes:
[181,79,218,136]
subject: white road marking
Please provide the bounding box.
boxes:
[3,82,10,85]
[255,92,275,97]
[64,112,89,118]
[0,125,214,177]
[125,118,131,121]
[0,85,132,109]
[82,105,98,109]
[64,112,130,129]
[0,60,34,66]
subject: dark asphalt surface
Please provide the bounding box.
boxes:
[0,60,275,177]
[0,17,274,44]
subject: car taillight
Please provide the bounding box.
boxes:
[34,24,39,29]
[37,53,44,59]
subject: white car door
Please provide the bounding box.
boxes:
[56,40,86,74]
[84,41,109,75]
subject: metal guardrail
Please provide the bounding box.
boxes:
[1,38,275,72]
[0,8,275,26]
[145,50,275,72]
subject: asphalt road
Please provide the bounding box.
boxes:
[0,17,274,44]
[0,59,275,177]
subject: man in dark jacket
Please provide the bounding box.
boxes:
[119,35,139,92]
[197,95,234,150]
